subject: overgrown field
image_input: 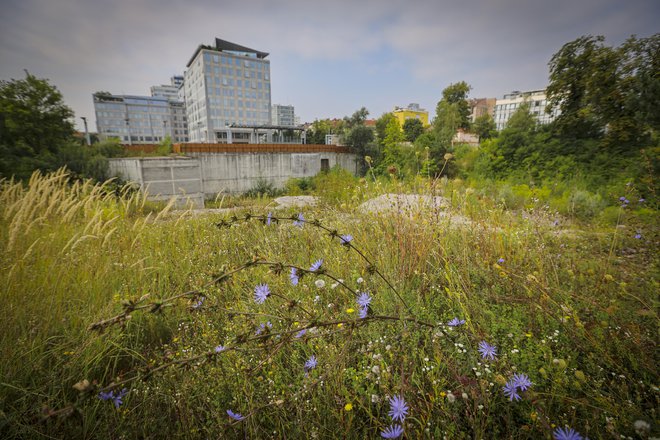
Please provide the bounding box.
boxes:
[0,170,657,439]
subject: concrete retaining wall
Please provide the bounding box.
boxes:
[109,156,204,208]
[108,151,358,207]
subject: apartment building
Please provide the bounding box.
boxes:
[271,104,296,127]
[493,90,559,130]
[392,103,429,127]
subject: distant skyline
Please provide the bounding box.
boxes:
[1,0,658,132]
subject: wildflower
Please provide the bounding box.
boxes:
[226,409,244,421]
[552,427,584,440]
[315,279,326,288]
[356,277,364,284]
[309,259,323,272]
[633,420,651,436]
[634,233,642,239]
[290,267,299,286]
[98,388,128,408]
[293,213,305,227]
[304,355,317,372]
[255,321,272,335]
[191,296,205,309]
[446,392,456,403]
[498,258,505,264]
[266,212,272,226]
[359,307,368,319]
[295,329,307,338]
[387,395,409,422]
[512,373,533,391]
[344,403,353,411]
[478,341,497,360]
[356,292,372,308]
[380,424,404,438]
[254,284,271,304]
[215,345,226,353]
[340,234,353,245]
[638,198,645,203]
[346,308,355,314]
[447,317,466,327]
[503,380,522,401]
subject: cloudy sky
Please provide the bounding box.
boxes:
[1,0,658,131]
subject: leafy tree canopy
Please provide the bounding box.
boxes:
[402,118,424,142]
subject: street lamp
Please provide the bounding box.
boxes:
[80,117,91,146]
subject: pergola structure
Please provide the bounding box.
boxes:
[215,124,307,144]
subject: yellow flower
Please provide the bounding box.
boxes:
[344,403,353,411]
[530,411,538,421]
[346,308,355,314]
[525,333,532,338]
[439,391,446,397]
[337,323,343,328]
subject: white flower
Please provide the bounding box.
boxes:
[371,365,381,374]
[634,420,651,436]
[371,394,380,403]
[461,392,468,400]
[315,279,326,288]
[356,277,364,284]
[446,393,456,403]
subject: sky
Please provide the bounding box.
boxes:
[1,0,658,132]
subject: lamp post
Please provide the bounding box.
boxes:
[80,117,91,146]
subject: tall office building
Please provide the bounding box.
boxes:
[184,38,272,143]
[493,90,559,130]
[271,104,296,126]
[93,92,188,144]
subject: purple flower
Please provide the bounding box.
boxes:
[290,267,299,286]
[266,212,272,226]
[304,355,317,372]
[619,196,626,201]
[478,341,497,360]
[503,380,522,401]
[215,345,226,353]
[295,329,307,338]
[497,258,505,264]
[255,321,272,335]
[638,198,645,203]
[98,388,128,408]
[380,424,404,438]
[340,234,353,245]
[512,373,533,391]
[358,306,368,319]
[553,427,584,440]
[634,233,642,239]
[254,283,271,304]
[387,395,409,422]
[309,259,323,272]
[226,409,244,421]
[356,292,372,308]
[447,317,465,327]
[192,296,205,309]
[293,213,305,227]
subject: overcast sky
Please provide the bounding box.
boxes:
[1,0,658,131]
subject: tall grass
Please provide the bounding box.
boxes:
[0,170,657,439]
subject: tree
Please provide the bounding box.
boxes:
[547,34,660,151]
[439,81,472,130]
[0,71,75,178]
[402,118,424,142]
[473,114,497,142]
[375,112,396,146]
[307,119,332,144]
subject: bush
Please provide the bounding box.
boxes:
[244,178,281,198]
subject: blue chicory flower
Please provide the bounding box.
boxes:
[503,379,522,401]
[356,291,372,308]
[447,317,466,327]
[387,395,409,422]
[553,427,584,440]
[309,259,323,272]
[254,283,271,304]
[226,409,244,421]
[304,355,317,372]
[293,213,305,227]
[340,234,353,245]
[478,341,497,360]
[380,424,404,438]
[290,267,299,286]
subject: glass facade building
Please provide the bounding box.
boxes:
[93,93,188,144]
[184,38,272,142]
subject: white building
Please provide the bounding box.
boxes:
[93,93,188,144]
[493,90,559,130]
[271,104,296,126]
[184,38,272,143]
[150,75,184,100]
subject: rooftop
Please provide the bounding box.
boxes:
[186,38,269,67]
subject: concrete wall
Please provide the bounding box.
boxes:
[190,152,357,194]
[109,157,204,208]
[108,151,358,206]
